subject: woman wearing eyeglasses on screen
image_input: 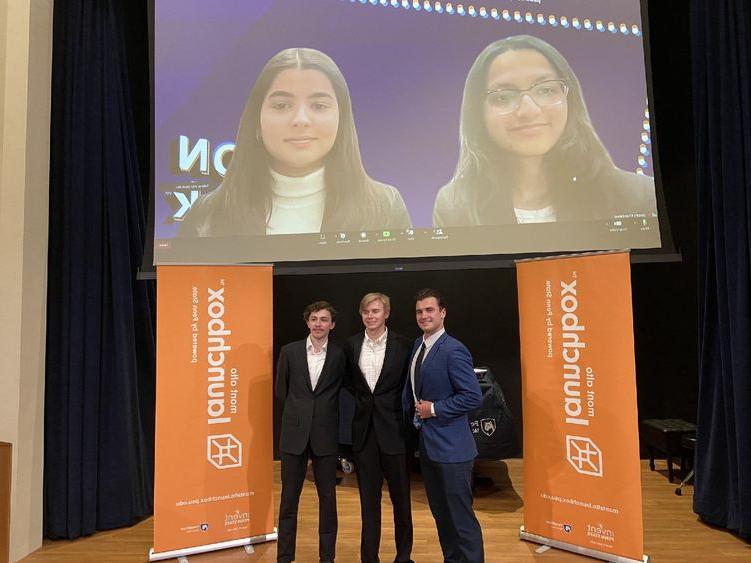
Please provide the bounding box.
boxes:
[180,48,411,237]
[433,35,656,227]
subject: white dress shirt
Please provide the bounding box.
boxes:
[410,328,445,403]
[306,336,328,390]
[359,328,388,392]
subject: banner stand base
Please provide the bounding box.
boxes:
[520,526,649,563]
[148,531,278,561]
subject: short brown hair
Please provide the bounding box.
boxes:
[303,301,337,322]
[415,288,445,311]
[359,292,391,313]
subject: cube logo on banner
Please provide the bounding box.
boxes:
[207,434,243,470]
[566,436,603,477]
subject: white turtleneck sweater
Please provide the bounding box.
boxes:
[266,168,326,235]
[514,205,557,224]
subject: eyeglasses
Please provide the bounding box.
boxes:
[484,79,569,115]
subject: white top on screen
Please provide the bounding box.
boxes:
[514,206,557,224]
[266,168,325,235]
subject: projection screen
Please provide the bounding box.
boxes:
[153,0,663,265]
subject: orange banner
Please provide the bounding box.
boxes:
[153,265,275,556]
[517,251,644,561]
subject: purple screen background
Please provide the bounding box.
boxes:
[155,0,651,238]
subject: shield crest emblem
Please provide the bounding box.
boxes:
[481,418,496,437]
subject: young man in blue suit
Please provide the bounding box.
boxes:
[402,288,484,562]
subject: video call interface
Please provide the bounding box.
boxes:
[154,0,662,265]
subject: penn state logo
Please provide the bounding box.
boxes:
[481,418,496,437]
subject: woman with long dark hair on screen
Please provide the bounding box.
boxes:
[433,35,656,226]
[180,48,410,236]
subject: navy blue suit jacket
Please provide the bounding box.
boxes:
[402,332,482,463]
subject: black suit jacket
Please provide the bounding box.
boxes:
[344,330,413,455]
[275,339,346,456]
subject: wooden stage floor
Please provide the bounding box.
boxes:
[24,460,750,562]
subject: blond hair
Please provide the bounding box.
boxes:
[359,292,391,313]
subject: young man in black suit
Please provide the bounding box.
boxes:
[344,293,414,563]
[275,301,346,563]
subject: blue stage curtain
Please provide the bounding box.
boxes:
[691,0,751,539]
[44,0,155,538]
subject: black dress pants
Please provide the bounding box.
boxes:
[354,427,413,563]
[277,447,338,562]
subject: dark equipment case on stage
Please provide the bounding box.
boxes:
[468,367,520,460]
